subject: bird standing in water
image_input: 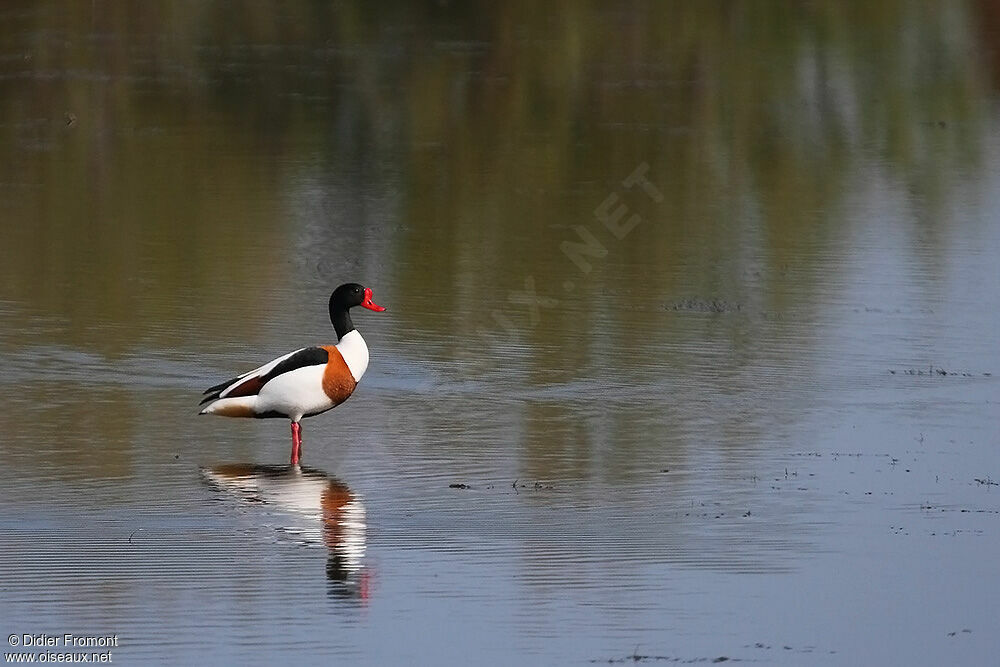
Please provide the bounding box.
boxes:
[200,283,385,464]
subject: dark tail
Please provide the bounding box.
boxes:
[200,375,241,405]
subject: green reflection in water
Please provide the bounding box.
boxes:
[0,2,987,351]
[0,1,993,480]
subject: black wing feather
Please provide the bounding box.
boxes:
[200,347,329,405]
[259,347,329,384]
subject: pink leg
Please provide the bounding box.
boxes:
[290,422,302,465]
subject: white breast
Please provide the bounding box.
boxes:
[336,330,369,382]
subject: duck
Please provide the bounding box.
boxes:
[199,283,385,464]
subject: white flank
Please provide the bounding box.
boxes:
[218,347,306,398]
[336,330,369,382]
[255,364,331,421]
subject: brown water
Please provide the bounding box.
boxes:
[2,2,999,665]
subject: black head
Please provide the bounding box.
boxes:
[328,283,385,339]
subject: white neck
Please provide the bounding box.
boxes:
[336,329,369,382]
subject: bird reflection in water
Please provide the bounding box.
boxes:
[202,464,369,600]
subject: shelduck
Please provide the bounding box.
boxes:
[199,283,385,464]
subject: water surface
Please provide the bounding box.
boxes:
[1,2,999,665]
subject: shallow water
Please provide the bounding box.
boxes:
[2,2,999,665]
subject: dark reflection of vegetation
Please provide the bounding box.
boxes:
[0,2,991,479]
[0,1,987,351]
[0,384,135,479]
